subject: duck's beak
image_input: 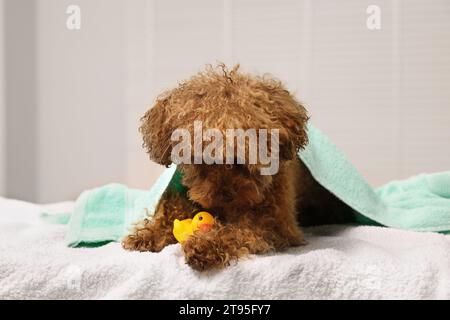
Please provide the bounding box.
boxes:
[198,223,213,232]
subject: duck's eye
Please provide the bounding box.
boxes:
[198,216,203,221]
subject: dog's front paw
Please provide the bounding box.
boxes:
[182,234,232,271]
[122,234,148,251]
[122,226,173,252]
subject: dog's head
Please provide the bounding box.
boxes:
[140,64,309,210]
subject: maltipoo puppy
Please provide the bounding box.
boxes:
[123,64,354,271]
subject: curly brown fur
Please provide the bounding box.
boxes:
[122,187,200,252]
[123,64,355,271]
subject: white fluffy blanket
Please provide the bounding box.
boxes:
[1,197,449,299]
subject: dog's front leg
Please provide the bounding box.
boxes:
[122,190,199,252]
[181,222,273,271]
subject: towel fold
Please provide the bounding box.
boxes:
[300,124,450,232]
[58,123,450,247]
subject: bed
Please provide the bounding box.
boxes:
[1,196,449,299]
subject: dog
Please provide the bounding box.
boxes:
[122,64,354,271]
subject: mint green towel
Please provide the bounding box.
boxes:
[63,184,148,247]
[60,123,450,247]
[61,166,178,247]
[300,124,450,232]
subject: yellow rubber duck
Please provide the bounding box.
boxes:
[173,211,215,243]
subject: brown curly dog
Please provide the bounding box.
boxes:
[122,64,355,271]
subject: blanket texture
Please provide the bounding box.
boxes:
[63,124,450,247]
[1,198,449,299]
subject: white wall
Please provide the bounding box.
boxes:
[35,0,126,202]
[307,0,450,185]
[3,0,39,201]
[2,0,450,202]
[0,0,5,197]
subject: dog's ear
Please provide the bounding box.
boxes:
[265,86,309,160]
[139,97,173,166]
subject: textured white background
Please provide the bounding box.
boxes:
[1,0,450,202]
